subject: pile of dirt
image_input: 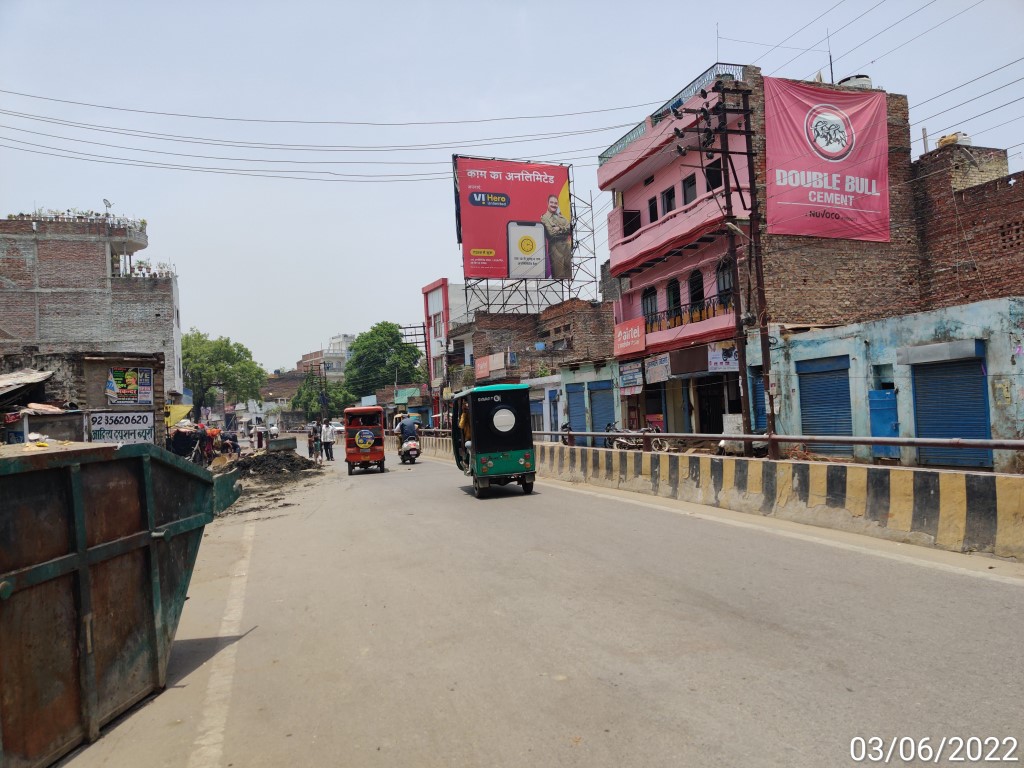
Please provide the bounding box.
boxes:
[219,451,320,478]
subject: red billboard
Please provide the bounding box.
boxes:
[764,78,890,241]
[613,317,646,357]
[454,156,572,279]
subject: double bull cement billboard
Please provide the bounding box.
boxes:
[764,77,890,242]
[454,156,573,280]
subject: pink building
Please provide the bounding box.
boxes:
[599,64,750,434]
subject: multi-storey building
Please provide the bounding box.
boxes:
[0,212,182,395]
[600,63,1023,470]
[600,64,918,434]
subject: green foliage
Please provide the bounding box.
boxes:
[343,321,423,397]
[291,372,356,419]
[181,328,267,417]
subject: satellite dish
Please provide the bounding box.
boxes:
[103,199,111,207]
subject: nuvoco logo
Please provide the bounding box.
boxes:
[804,104,855,162]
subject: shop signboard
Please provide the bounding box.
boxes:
[708,341,739,372]
[89,411,155,444]
[613,317,646,356]
[644,353,671,384]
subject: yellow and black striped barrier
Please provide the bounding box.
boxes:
[391,436,1024,560]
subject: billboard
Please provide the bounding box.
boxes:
[105,367,154,405]
[454,156,572,280]
[764,78,890,241]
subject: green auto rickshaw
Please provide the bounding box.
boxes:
[452,383,536,498]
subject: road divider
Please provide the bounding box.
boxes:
[387,435,1024,560]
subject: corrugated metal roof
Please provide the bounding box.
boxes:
[0,369,54,398]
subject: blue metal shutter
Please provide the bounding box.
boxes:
[912,360,992,468]
[589,381,615,448]
[566,383,587,446]
[751,370,766,431]
[798,362,853,456]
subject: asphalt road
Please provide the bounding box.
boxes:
[62,451,1024,768]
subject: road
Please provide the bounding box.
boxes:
[62,449,1024,768]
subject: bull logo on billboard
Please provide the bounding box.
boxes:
[805,104,855,162]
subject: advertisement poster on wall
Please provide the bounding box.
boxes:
[453,156,572,280]
[707,341,739,372]
[105,367,154,405]
[763,77,890,241]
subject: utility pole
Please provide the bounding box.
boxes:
[675,78,779,459]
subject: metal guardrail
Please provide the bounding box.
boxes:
[535,430,1024,452]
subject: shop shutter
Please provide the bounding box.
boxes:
[566,383,587,446]
[912,359,992,468]
[589,381,615,448]
[797,356,852,456]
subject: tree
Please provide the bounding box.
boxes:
[181,329,267,418]
[343,322,423,398]
[291,373,356,419]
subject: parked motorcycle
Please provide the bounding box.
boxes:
[398,435,421,464]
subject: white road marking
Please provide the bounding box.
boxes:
[186,519,257,768]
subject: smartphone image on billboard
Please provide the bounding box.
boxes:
[507,221,548,279]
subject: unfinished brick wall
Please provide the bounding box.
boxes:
[0,218,179,391]
[913,145,1024,308]
[741,68,925,326]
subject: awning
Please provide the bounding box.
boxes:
[165,404,194,426]
[0,369,54,407]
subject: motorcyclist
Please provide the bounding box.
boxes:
[396,414,419,443]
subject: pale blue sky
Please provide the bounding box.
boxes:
[2,0,1020,370]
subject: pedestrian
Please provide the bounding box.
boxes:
[312,419,323,466]
[321,419,336,462]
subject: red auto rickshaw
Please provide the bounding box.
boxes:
[343,406,386,475]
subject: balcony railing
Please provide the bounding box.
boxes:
[642,294,733,333]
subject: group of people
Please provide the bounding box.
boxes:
[306,419,337,466]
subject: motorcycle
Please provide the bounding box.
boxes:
[398,434,421,464]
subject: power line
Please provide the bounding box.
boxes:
[769,0,890,75]
[0,87,665,127]
[751,0,849,64]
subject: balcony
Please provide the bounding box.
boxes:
[643,294,733,334]
[607,188,748,277]
[639,295,737,353]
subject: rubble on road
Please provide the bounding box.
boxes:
[214,450,320,479]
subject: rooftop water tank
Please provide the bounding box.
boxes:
[838,74,873,90]
[937,132,973,148]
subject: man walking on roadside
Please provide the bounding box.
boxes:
[321,419,336,462]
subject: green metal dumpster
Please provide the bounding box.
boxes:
[0,441,240,768]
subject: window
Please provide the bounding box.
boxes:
[688,270,705,306]
[716,259,734,307]
[666,279,681,318]
[705,159,723,191]
[432,312,444,338]
[648,197,658,224]
[660,186,676,214]
[682,173,697,205]
[641,287,658,322]
[623,209,642,237]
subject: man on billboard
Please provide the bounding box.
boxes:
[541,194,572,279]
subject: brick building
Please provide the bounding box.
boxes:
[599,63,1023,468]
[0,213,182,395]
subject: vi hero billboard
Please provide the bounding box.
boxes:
[453,156,572,280]
[764,77,890,242]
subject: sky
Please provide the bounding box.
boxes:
[1,0,1021,372]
